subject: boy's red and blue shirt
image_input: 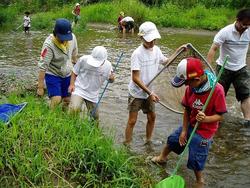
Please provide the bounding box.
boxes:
[182,83,227,139]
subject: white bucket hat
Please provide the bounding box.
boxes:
[138,21,161,42]
[87,46,108,67]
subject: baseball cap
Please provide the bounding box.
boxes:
[54,18,73,42]
[138,21,161,42]
[171,57,204,87]
[87,46,108,67]
[120,11,124,17]
[75,3,80,6]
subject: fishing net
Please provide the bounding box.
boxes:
[150,43,215,114]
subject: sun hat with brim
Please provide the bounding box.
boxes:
[138,21,161,42]
[54,18,73,42]
[171,57,204,88]
[87,46,108,67]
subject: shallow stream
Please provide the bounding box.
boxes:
[0,24,249,188]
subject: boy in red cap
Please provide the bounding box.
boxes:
[151,57,227,184]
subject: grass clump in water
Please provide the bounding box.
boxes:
[0,93,152,187]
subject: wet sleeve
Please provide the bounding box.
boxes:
[73,57,83,75]
[107,61,113,79]
[181,87,191,108]
[214,85,227,114]
[214,28,226,46]
[131,51,140,71]
[158,48,168,65]
[38,43,53,71]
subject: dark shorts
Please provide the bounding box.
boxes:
[74,15,80,23]
[167,126,212,171]
[125,21,134,31]
[127,95,155,113]
[45,74,70,98]
[216,65,250,101]
[24,27,30,32]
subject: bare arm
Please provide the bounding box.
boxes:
[179,107,190,146]
[68,72,77,93]
[207,43,219,64]
[37,70,45,96]
[108,72,115,83]
[132,70,159,102]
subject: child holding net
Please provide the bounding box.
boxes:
[151,57,227,185]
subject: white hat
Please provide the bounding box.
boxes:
[87,46,108,67]
[75,3,80,6]
[138,21,161,42]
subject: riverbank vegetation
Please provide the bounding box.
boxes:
[0,92,153,187]
[1,0,248,32]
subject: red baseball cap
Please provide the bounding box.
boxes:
[171,57,204,87]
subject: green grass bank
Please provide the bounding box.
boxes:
[0,0,238,32]
[0,93,153,187]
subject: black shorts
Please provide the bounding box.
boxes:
[24,27,30,32]
[125,21,134,31]
[216,65,250,101]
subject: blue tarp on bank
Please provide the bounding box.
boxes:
[0,102,27,124]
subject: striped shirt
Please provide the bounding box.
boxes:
[213,23,250,71]
[38,33,78,77]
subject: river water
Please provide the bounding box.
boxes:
[0,24,250,188]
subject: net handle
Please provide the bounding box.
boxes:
[187,43,215,75]
[91,52,124,117]
[147,46,187,87]
[171,55,229,177]
[148,43,215,114]
[142,46,187,114]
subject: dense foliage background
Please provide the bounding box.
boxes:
[0,0,248,31]
[1,0,249,9]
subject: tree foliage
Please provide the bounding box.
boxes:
[139,0,250,8]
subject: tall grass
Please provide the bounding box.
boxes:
[0,93,152,187]
[0,0,237,32]
[80,0,235,30]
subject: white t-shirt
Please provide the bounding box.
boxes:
[72,55,113,103]
[128,44,168,99]
[213,23,250,71]
[23,16,31,27]
[121,16,134,23]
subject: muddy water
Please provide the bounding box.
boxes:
[0,24,249,188]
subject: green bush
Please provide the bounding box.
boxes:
[0,6,18,27]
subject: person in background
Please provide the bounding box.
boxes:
[151,57,227,185]
[37,18,78,109]
[23,11,31,34]
[120,16,134,34]
[124,21,186,145]
[117,11,124,32]
[72,3,81,26]
[207,8,250,126]
[68,46,114,121]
